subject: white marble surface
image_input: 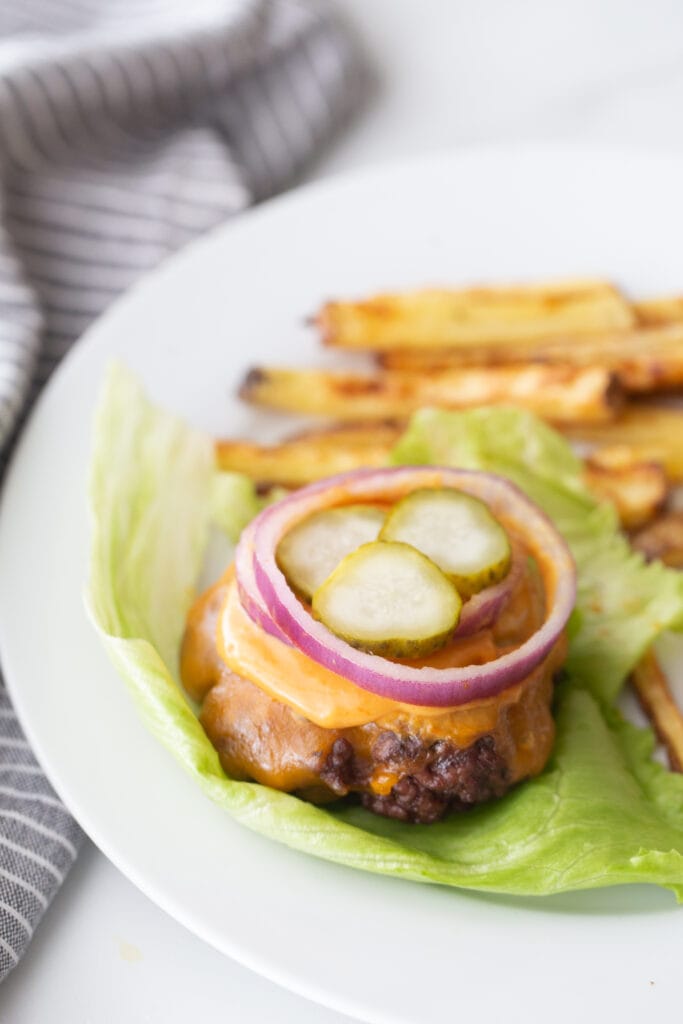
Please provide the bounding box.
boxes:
[4,1,683,1021]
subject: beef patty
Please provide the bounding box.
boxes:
[181,569,565,824]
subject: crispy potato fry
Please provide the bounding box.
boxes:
[284,421,404,444]
[633,295,683,326]
[215,422,401,486]
[565,405,683,482]
[377,323,683,393]
[631,512,683,568]
[631,649,683,772]
[583,456,668,529]
[239,364,621,426]
[217,420,664,528]
[588,444,662,472]
[317,279,634,351]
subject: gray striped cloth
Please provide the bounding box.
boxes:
[0,0,365,981]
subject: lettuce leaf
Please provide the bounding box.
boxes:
[87,373,683,899]
[211,471,263,543]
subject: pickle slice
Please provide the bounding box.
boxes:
[312,540,461,657]
[380,488,511,598]
[276,505,386,601]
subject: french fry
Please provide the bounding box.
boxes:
[583,455,668,530]
[565,406,683,482]
[217,420,664,528]
[633,295,683,326]
[631,512,683,568]
[377,323,683,393]
[284,421,404,444]
[215,421,401,486]
[631,649,683,772]
[317,279,634,351]
[239,364,621,426]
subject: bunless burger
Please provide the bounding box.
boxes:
[181,467,575,824]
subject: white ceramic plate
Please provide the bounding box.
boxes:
[1,148,683,1024]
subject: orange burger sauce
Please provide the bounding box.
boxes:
[181,543,566,800]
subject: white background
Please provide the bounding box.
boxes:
[4,1,683,1021]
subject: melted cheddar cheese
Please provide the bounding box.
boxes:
[181,550,554,739]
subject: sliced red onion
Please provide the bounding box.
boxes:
[234,519,292,645]
[242,467,576,707]
[453,546,524,637]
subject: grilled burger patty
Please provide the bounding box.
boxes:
[181,571,566,824]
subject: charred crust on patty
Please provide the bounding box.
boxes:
[320,737,357,795]
[185,574,563,826]
[321,730,510,823]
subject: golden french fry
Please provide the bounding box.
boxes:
[284,420,404,445]
[239,364,621,426]
[631,650,683,772]
[215,422,400,486]
[588,445,663,473]
[633,295,683,326]
[565,406,683,482]
[377,324,683,393]
[218,419,666,529]
[317,279,634,351]
[631,512,683,569]
[583,456,667,529]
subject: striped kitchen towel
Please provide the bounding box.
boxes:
[0,0,366,980]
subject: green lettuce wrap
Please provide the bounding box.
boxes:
[87,366,683,899]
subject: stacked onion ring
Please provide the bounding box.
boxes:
[233,467,576,708]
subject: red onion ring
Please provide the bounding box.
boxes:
[237,467,576,707]
[453,546,523,638]
[234,519,292,645]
